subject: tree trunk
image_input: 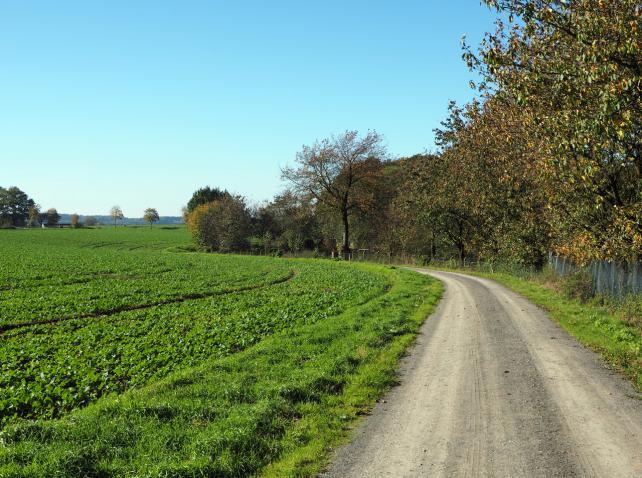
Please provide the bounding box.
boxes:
[457,220,465,266]
[430,231,437,259]
[341,207,350,255]
[458,242,465,266]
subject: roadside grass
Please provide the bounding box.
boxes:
[428,265,642,392]
[0,265,442,477]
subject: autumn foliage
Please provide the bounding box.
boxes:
[187,196,252,252]
[187,2,640,266]
[461,0,642,263]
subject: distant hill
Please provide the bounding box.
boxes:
[59,214,184,225]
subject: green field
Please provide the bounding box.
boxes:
[0,227,441,476]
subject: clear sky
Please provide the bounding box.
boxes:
[0,1,497,216]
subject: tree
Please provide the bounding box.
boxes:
[0,186,35,227]
[110,206,124,227]
[84,216,98,226]
[255,191,319,253]
[27,204,41,227]
[466,0,642,263]
[282,130,385,254]
[187,195,251,252]
[186,187,230,213]
[46,208,60,226]
[70,213,80,228]
[430,99,549,266]
[143,208,160,228]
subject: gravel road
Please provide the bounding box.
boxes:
[324,270,642,477]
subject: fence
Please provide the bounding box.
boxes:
[548,253,642,297]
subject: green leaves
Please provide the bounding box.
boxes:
[0,228,389,429]
[462,0,642,263]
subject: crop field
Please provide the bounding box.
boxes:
[0,227,441,476]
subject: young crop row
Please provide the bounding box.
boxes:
[0,256,292,327]
[0,227,191,288]
[0,260,388,428]
[0,267,441,477]
[0,227,303,329]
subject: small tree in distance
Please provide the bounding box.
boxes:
[28,204,40,227]
[70,213,80,228]
[46,208,60,226]
[143,208,160,228]
[110,206,124,227]
[84,216,98,226]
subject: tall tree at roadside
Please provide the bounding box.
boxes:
[468,0,642,263]
[430,99,550,266]
[143,208,160,228]
[110,206,124,227]
[187,187,230,213]
[282,130,385,254]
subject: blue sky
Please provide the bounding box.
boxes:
[0,1,497,216]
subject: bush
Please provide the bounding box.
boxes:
[418,255,431,266]
[561,270,594,302]
[187,196,251,252]
[611,294,642,329]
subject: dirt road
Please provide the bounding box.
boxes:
[324,270,642,477]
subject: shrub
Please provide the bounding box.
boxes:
[614,294,642,329]
[561,270,594,302]
[187,196,251,252]
[418,255,431,266]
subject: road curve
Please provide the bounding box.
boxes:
[324,270,642,477]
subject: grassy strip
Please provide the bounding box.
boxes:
[429,266,642,392]
[0,265,442,477]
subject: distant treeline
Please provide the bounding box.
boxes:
[56,214,183,226]
[0,188,182,228]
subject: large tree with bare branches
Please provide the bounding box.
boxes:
[282,130,385,254]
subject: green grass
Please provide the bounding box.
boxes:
[429,264,642,392]
[0,228,442,476]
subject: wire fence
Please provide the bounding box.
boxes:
[548,253,642,297]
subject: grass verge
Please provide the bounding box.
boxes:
[0,265,442,477]
[429,265,642,392]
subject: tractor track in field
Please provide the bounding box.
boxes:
[324,270,642,478]
[0,270,296,337]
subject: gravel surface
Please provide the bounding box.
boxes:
[323,270,642,477]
